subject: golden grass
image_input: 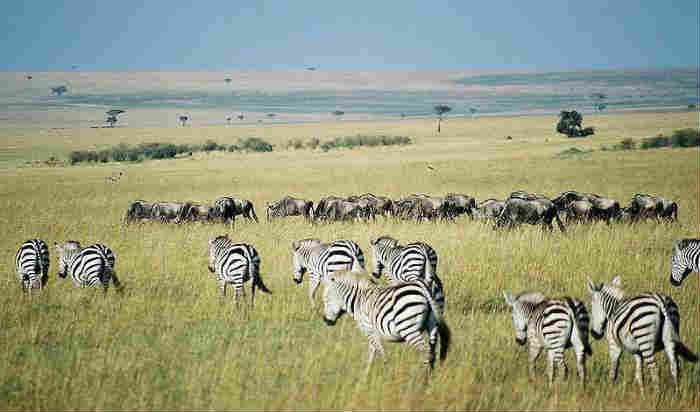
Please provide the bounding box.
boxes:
[0,111,698,410]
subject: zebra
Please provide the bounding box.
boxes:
[586,275,698,392]
[369,236,443,313]
[15,239,50,293]
[322,270,451,376]
[670,238,700,288]
[503,291,592,386]
[55,241,121,292]
[208,235,271,309]
[292,238,365,306]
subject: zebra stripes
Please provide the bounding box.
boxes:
[586,276,698,392]
[16,239,50,292]
[322,270,451,375]
[208,235,271,308]
[503,291,592,386]
[55,241,121,292]
[671,238,700,287]
[292,238,365,305]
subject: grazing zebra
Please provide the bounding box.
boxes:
[15,239,50,293]
[670,239,700,288]
[586,276,698,392]
[55,241,121,292]
[369,236,443,313]
[503,291,592,386]
[322,270,451,376]
[208,235,271,309]
[292,238,365,305]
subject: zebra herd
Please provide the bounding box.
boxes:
[14,234,700,389]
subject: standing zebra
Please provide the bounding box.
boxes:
[15,239,50,293]
[503,291,592,386]
[55,241,121,292]
[670,238,700,288]
[322,270,451,376]
[208,235,271,309]
[586,276,697,392]
[292,238,365,305]
[369,235,444,319]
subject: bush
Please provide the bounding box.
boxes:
[285,138,304,150]
[318,135,412,151]
[618,138,636,150]
[306,137,320,150]
[202,140,227,152]
[640,134,670,149]
[671,128,700,147]
[97,149,111,163]
[238,137,273,152]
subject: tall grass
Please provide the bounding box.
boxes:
[0,112,698,410]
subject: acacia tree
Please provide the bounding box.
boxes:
[434,104,451,133]
[105,109,125,127]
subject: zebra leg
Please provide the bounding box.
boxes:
[219,281,227,304]
[111,272,122,291]
[528,342,542,382]
[250,279,256,308]
[546,350,555,386]
[308,277,320,306]
[644,352,659,388]
[608,343,622,382]
[234,283,244,309]
[575,347,586,384]
[634,353,645,394]
[365,335,385,375]
[664,344,680,390]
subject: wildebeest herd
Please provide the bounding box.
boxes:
[14,188,696,391]
[124,191,679,231]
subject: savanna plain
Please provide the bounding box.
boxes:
[0,111,698,410]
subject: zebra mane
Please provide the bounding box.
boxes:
[292,238,322,251]
[210,235,232,248]
[676,238,697,250]
[60,240,83,251]
[516,291,547,304]
[329,270,377,290]
[601,283,624,301]
[372,235,398,246]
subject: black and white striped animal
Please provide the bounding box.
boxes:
[15,239,50,293]
[503,291,592,385]
[369,236,443,313]
[55,241,121,292]
[292,238,365,305]
[670,238,700,288]
[208,235,271,308]
[322,270,451,376]
[586,276,697,392]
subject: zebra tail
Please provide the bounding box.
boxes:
[250,206,259,223]
[438,319,451,361]
[677,342,699,362]
[255,276,272,294]
[659,296,697,362]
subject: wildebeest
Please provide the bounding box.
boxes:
[182,202,220,223]
[565,200,594,224]
[314,196,348,222]
[395,194,451,222]
[215,196,259,224]
[266,196,314,221]
[552,191,620,224]
[444,193,477,219]
[472,199,505,220]
[626,194,679,223]
[496,193,566,232]
[125,200,154,223]
[151,201,190,223]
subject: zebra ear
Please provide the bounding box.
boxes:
[586,276,597,294]
[503,291,515,306]
[611,275,621,287]
[291,240,299,251]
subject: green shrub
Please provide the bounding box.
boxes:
[618,138,636,150]
[202,140,227,152]
[238,137,273,152]
[286,138,304,150]
[306,137,320,150]
[671,128,699,147]
[640,134,670,149]
[97,149,111,163]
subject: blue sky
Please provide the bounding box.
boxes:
[2,0,698,71]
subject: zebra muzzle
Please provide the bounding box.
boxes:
[591,330,604,340]
[323,317,336,326]
[292,277,302,284]
[515,337,526,346]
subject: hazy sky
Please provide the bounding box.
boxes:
[2,0,698,71]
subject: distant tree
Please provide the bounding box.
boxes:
[267,113,276,119]
[105,109,125,127]
[556,110,594,137]
[50,86,68,96]
[226,116,232,125]
[224,77,232,84]
[434,104,451,133]
[469,107,478,118]
[596,103,607,112]
[688,104,697,111]
[179,115,190,126]
[26,75,33,80]
[592,92,607,112]
[237,113,245,120]
[332,110,344,119]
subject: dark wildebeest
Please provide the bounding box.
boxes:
[658,197,679,222]
[495,195,566,232]
[444,193,477,219]
[314,196,347,222]
[345,195,377,222]
[328,200,367,221]
[565,200,594,224]
[406,194,451,222]
[266,196,314,221]
[626,194,678,223]
[151,201,190,223]
[125,200,154,224]
[183,202,220,223]
[552,191,620,224]
[215,196,259,224]
[472,199,505,221]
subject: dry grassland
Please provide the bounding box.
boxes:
[0,111,698,410]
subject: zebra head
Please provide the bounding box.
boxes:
[671,239,695,286]
[55,241,82,279]
[586,275,623,340]
[208,235,231,273]
[503,291,545,346]
[291,239,321,284]
[369,236,398,279]
[322,270,373,326]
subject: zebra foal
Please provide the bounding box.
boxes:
[291,238,365,305]
[586,275,697,392]
[322,270,451,376]
[16,239,50,294]
[503,291,592,386]
[55,241,121,293]
[208,235,271,309]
